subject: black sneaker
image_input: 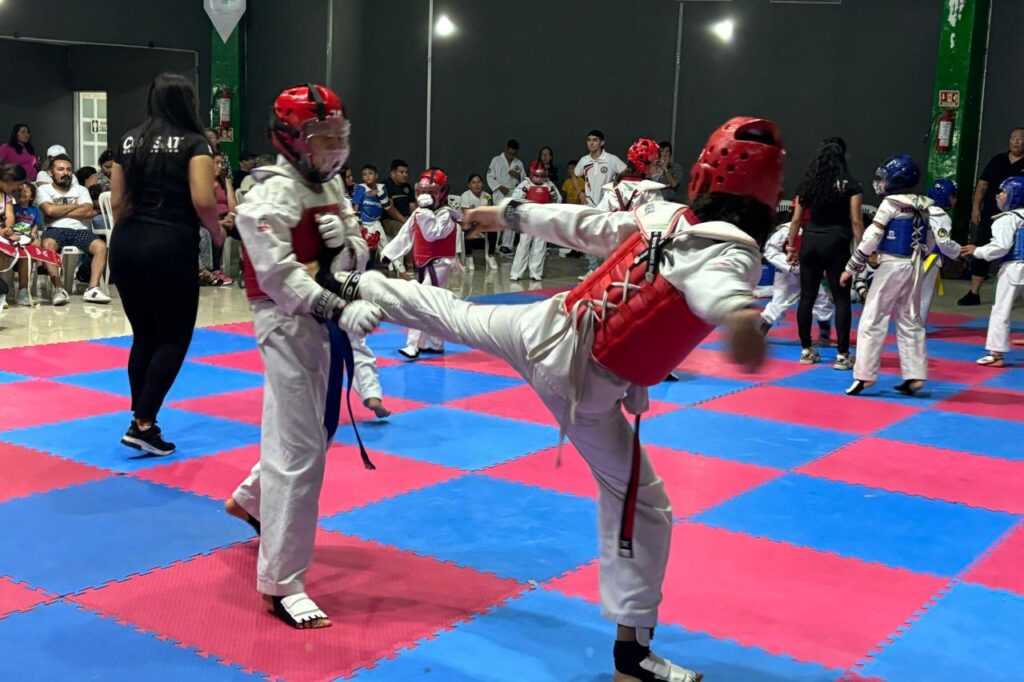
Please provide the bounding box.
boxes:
[121,422,176,455]
[957,291,981,306]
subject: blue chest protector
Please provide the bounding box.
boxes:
[1010,226,1024,262]
[879,204,927,257]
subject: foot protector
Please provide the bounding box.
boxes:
[977,354,1005,367]
[270,592,329,629]
[398,347,420,360]
[614,641,702,682]
[846,379,871,396]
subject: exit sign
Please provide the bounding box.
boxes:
[939,90,961,109]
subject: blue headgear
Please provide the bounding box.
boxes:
[873,154,920,196]
[927,178,958,209]
[999,176,1024,211]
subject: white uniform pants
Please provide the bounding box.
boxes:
[853,257,927,384]
[919,262,940,323]
[404,258,455,353]
[233,301,330,597]
[761,272,833,326]
[510,233,547,280]
[351,335,383,401]
[359,274,672,628]
[986,262,1024,353]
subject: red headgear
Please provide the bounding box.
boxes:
[688,117,784,210]
[416,169,450,208]
[269,83,350,184]
[627,138,661,176]
[529,160,548,183]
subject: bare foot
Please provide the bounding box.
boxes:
[364,398,392,419]
[263,593,332,629]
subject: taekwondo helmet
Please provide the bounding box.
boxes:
[627,138,661,176]
[689,117,785,211]
[873,154,920,197]
[269,83,350,184]
[416,169,450,209]
[998,176,1024,211]
[529,160,548,183]
[927,178,958,209]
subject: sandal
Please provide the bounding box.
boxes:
[268,592,330,629]
[199,270,223,286]
[976,354,1005,367]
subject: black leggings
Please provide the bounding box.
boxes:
[110,219,200,422]
[798,231,852,354]
[465,232,497,256]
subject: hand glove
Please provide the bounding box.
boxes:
[317,214,346,248]
[337,300,383,337]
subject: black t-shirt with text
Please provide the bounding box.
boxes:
[115,125,213,227]
[802,177,864,239]
[980,152,1024,220]
[384,177,415,218]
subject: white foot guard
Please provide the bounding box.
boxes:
[614,651,702,682]
[270,592,330,629]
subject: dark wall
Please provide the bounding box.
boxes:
[0,0,211,113]
[68,46,197,144]
[0,40,73,157]
[674,0,941,198]
[978,0,1021,181]
[242,0,331,154]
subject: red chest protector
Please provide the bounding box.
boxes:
[242,203,337,301]
[412,210,458,267]
[525,184,553,204]
[563,203,715,386]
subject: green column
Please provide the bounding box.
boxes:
[926,0,991,239]
[210,23,245,166]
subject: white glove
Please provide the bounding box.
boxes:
[416,193,434,208]
[317,214,346,248]
[337,300,383,337]
[331,236,370,273]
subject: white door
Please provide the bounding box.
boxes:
[74,91,108,168]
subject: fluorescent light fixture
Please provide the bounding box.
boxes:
[711,18,735,43]
[435,14,456,37]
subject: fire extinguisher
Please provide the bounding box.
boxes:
[214,86,232,130]
[936,110,955,153]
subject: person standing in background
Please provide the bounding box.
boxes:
[961,128,1024,305]
[487,139,526,255]
[574,129,626,279]
[538,146,559,186]
[651,141,683,202]
[459,173,495,270]
[110,73,224,455]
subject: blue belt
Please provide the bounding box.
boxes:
[323,319,375,470]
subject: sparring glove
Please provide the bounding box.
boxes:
[337,300,383,337]
[317,214,347,248]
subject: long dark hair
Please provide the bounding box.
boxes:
[123,73,206,211]
[538,146,559,184]
[691,192,774,249]
[794,137,852,214]
[6,124,34,156]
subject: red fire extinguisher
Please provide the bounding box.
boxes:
[216,86,232,129]
[936,110,955,153]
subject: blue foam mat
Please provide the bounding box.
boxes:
[981,367,1024,392]
[878,410,1024,461]
[860,583,1024,682]
[321,475,597,582]
[647,373,752,406]
[377,363,522,403]
[90,328,257,359]
[0,369,28,385]
[0,477,253,594]
[333,406,557,469]
[884,338,982,363]
[771,365,969,406]
[351,589,840,682]
[695,474,1018,576]
[364,331,473,359]
[0,409,261,472]
[0,601,257,680]
[641,408,855,469]
[55,362,263,402]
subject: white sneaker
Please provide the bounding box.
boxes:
[510,276,521,282]
[16,288,32,307]
[485,255,498,270]
[466,258,475,270]
[52,288,69,306]
[83,287,111,304]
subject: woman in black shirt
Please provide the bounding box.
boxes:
[109,73,223,455]
[787,138,864,368]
